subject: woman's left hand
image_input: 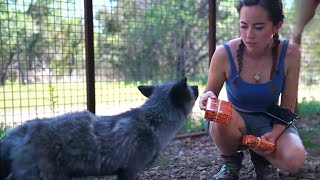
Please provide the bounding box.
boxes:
[264,124,287,142]
[261,131,277,145]
[252,132,278,156]
[255,125,286,156]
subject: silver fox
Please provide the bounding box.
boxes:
[0,77,198,180]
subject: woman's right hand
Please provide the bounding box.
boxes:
[199,91,217,110]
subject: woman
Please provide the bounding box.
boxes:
[199,0,306,179]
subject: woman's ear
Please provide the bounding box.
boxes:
[273,21,283,34]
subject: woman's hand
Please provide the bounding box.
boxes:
[261,132,277,146]
[255,125,286,155]
[199,91,217,110]
[262,124,286,142]
[252,132,277,156]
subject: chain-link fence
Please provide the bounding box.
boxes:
[0,0,319,127]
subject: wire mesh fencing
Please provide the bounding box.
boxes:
[0,0,209,127]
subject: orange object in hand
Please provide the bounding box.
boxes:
[204,98,232,124]
[241,135,275,152]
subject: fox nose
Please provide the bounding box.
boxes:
[191,86,199,98]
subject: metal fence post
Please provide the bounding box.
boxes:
[208,0,216,66]
[84,0,96,114]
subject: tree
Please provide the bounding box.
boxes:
[96,0,209,82]
[0,0,35,84]
[0,0,84,85]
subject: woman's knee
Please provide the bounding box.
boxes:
[209,111,245,134]
[277,147,306,172]
[209,121,243,139]
[273,132,306,172]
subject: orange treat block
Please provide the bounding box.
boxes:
[241,135,275,152]
[204,98,232,124]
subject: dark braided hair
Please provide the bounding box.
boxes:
[233,39,245,87]
[233,0,284,94]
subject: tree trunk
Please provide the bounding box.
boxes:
[0,52,15,85]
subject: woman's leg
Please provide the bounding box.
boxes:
[263,131,306,173]
[208,109,247,179]
[209,109,246,155]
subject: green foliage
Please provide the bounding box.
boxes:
[95,0,208,82]
[0,0,319,86]
[0,123,10,140]
[180,117,206,133]
[299,125,320,156]
[48,84,58,113]
[300,10,320,86]
[298,98,320,117]
[216,0,239,44]
[0,0,84,84]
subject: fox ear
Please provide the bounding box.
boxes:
[177,77,188,89]
[180,77,187,85]
[138,85,154,98]
[170,77,189,107]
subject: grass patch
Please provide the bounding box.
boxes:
[299,125,320,156]
[0,123,11,140]
[296,99,320,155]
[298,98,320,117]
[180,117,206,134]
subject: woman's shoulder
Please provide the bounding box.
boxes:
[212,45,228,64]
[215,38,241,55]
[211,39,239,67]
[285,41,300,57]
[284,40,301,61]
[282,40,301,68]
[224,38,242,49]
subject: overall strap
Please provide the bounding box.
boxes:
[278,40,289,72]
[223,43,237,75]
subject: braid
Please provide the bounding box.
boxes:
[237,40,245,75]
[271,33,280,79]
[270,33,281,94]
[233,40,245,87]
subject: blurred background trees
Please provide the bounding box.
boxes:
[1,0,319,85]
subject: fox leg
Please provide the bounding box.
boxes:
[118,170,137,180]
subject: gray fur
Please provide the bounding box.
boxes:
[0,77,198,180]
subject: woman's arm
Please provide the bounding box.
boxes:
[199,45,230,110]
[204,45,230,97]
[281,43,301,112]
[262,43,301,144]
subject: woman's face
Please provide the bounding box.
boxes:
[239,5,280,51]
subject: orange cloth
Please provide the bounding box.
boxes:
[241,135,275,152]
[204,98,232,124]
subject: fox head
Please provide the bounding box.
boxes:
[138,77,198,115]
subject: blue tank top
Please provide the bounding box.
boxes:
[225,40,289,112]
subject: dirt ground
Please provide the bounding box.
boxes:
[137,115,320,180]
